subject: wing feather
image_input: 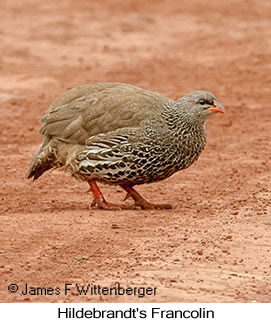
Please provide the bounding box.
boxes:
[39,82,172,145]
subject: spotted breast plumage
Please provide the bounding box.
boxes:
[27,82,224,210]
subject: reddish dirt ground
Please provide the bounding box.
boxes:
[0,0,270,302]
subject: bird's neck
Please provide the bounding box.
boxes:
[158,104,207,173]
[162,103,206,136]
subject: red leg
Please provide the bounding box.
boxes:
[88,180,133,210]
[88,180,106,206]
[120,184,172,210]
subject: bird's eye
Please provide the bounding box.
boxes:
[198,99,206,105]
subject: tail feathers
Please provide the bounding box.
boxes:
[26,137,56,180]
[26,161,53,180]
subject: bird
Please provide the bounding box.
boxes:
[27,82,224,210]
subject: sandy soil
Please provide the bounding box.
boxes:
[0,0,270,302]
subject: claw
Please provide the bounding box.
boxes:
[90,199,97,207]
[123,192,131,201]
[88,180,135,210]
[120,184,172,210]
[88,180,172,211]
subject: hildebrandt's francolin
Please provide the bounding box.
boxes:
[27,82,224,210]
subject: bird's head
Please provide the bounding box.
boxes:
[177,91,225,122]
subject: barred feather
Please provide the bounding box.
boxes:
[27,82,220,186]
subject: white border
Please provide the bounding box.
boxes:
[1,303,270,322]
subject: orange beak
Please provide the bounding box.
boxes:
[207,101,225,113]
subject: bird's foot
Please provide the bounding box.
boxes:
[134,199,172,210]
[88,180,172,211]
[120,184,172,210]
[90,199,135,210]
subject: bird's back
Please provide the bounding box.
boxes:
[41,82,172,144]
